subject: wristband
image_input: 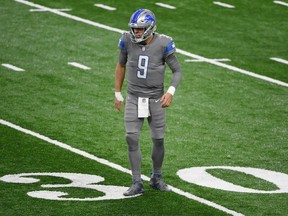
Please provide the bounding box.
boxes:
[167,86,176,96]
[115,92,124,102]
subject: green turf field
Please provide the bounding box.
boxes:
[1,0,288,215]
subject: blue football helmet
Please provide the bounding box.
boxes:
[128,9,157,43]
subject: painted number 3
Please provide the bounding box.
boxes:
[137,55,149,79]
[0,173,138,201]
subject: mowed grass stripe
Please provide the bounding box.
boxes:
[15,0,288,88]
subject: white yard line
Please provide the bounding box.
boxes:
[15,0,288,88]
[185,58,231,62]
[177,48,288,87]
[68,62,91,70]
[15,0,124,34]
[0,119,130,175]
[213,1,235,8]
[155,2,176,9]
[1,63,25,72]
[0,118,244,216]
[30,8,71,12]
[94,4,116,11]
[273,1,288,7]
[270,57,288,65]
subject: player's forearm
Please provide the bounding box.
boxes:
[171,70,182,89]
[115,63,125,92]
[166,54,182,92]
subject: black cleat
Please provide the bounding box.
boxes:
[149,174,171,192]
[123,179,144,196]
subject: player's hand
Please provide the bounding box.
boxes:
[114,98,125,112]
[160,93,173,108]
[114,92,125,112]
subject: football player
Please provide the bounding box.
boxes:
[114,8,182,196]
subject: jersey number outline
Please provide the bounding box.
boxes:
[137,55,149,79]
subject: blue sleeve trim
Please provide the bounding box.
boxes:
[118,38,126,49]
[164,40,176,57]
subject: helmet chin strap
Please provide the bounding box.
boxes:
[130,26,155,44]
[135,36,145,43]
[136,33,154,45]
[131,31,146,43]
[138,41,146,45]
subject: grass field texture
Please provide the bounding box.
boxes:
[1,0,288,215]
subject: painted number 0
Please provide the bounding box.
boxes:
[137,55,149,79]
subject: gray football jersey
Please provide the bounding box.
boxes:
[118,32,176,99]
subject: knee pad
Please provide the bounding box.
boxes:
[126,132,140,151]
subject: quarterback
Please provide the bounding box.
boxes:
[114,8,182,196]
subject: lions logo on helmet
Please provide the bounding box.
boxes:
[128,9,157,43]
